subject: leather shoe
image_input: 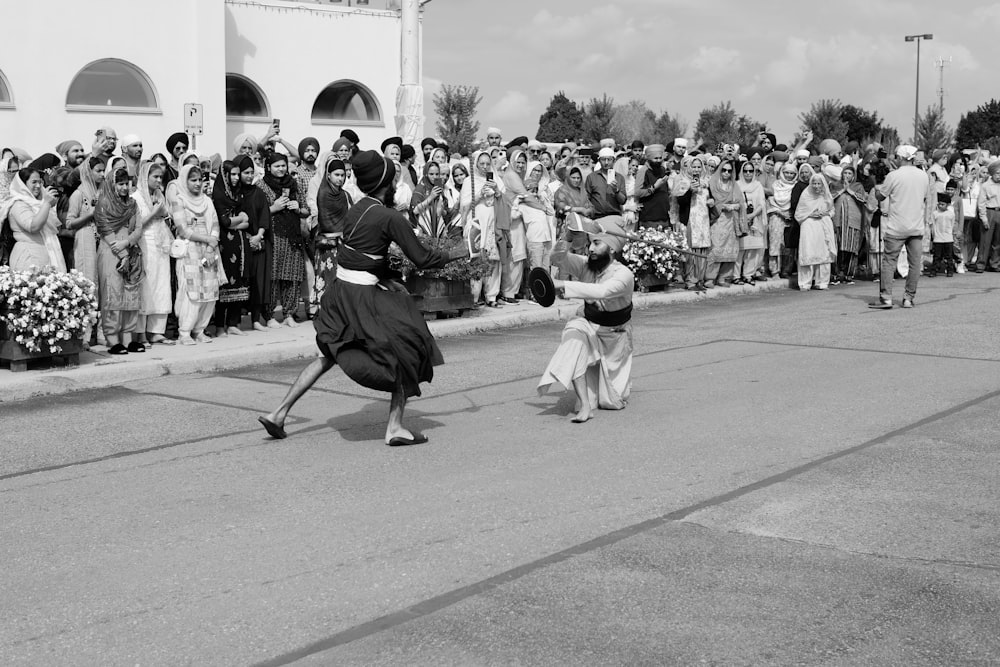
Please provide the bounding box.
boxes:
[258,416,287,439]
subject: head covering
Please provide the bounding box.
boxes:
[630,140,645,150]
[420,137,438,150]
[380,136,403,153]
[577,146,595,159]
[822,164,843,182]
[166,132,189,152]
[136,159,166,214]
[797,173,834,223]
[486,127,502,136]
[331,137,353,155]
[121,134,141,149]
[352,150,396,194]
[674,138,689,149]
[770,150,789,163]
[987,160,1000,176]
[795,149,810,159]
[930,149,947,162]
[591,217,627,253]
[598,147,615,159]
[9,147,32,163]
[401,144,416,161]
[328,159,346,173]
[599,138,616,150]
[174,163,213,218]
[340,129,360,146]
[55,140,83,157]
[77,154,103,203]
[760,132,777,147]
[297,136,320,157]
[896,144,918,161]
[94,166,138,236]
[818,139,842,156]
[211,159,240,214]
[645,144,666,158]
[232,133,259,158]
[28,153,61,171]
[505,136,529,149]
[565,212,600,234]
[0,173,66,270]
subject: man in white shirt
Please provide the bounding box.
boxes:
[870,145,931,309]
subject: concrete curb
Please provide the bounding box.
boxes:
[0,279,792,403]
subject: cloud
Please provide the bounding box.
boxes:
[764,38,811,88]
[488,90,531,122]
[688,46,741,77]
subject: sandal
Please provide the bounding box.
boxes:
[108,343,129,355]
[126,341,146,353]
[486,301,502,308]
[149,335,175,346]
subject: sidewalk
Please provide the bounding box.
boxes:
[0,279,791,403]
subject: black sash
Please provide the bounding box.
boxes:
[584,302,632,327]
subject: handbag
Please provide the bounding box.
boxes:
[169,238,189,259]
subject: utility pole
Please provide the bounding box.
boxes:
[904,34,933,143]
[935,56,951,114]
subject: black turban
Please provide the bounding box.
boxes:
[380,136,403,153]
[352,150,396,195]
[340,129,360,146]
[166,132,189,152]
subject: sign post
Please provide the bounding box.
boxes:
[184,103,204,151]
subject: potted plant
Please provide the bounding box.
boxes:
[389,235,488,315]
[620,226,688,291]
[0,266,97,371]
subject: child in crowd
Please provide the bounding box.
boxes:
[929,192,955,277]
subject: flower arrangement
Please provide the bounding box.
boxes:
[0,266,98,353]
[620,226,688,281]
[389,234,489,282]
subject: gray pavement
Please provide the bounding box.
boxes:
[2,273,1000,666]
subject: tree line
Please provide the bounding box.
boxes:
[432,84,1000,157]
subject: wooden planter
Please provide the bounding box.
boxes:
[636,274,672,292]
[0,316,82,372]
[406,275,474,317]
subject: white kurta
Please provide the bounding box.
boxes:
[537,253,635,411]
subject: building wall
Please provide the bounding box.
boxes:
[0,0,406,161]
[0,0,226,159]
[224,0,401,154]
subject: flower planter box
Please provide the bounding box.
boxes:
[406,275,474,317]
[636,275,672,292]
[0,334,83,372]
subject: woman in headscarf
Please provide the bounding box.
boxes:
[795,173,838,290]
[831,163,869,285]
[767,161,797,279]
[461,150,502,307]
[784,163,815,278]
[171,164,221,344]
[0,168,66,272]
[447,162,469,209]
[410,160,460,239]
[672,155,711,290]
[553,167,593,239]
[212,160,251,337]
[313,155,353,302]
[94,167,144,354]
[518,160,556,278]
[132,161,174,346]
[236,155,273,331]
[63,157,105,345]
[735,158,766,284]
[704,159,746,288]
[499,148,535,301]
[259,152,307,327]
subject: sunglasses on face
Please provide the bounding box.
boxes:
[721,168,733,173]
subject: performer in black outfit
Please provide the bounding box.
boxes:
[258,150,469,446]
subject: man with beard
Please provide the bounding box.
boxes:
[258,149,470,445]
[55,140,86,169]
[665,137,688,172]
[293,136,320,203]
[538,218,635,423]
[420,137,437,164]
[586,147,626,220]
[634,144,671,229]
[120,134,143,182]
[164,132,189,184]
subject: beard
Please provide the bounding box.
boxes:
[587,250,612,273]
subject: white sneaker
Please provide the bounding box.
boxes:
[227,326,246,336]
[956,263,966,274]
[253,322,268,332]
[266,319,282,329]
[178,334,196,345]
[283,318,299,328]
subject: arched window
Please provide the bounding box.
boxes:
[0,70,13,108]
[311,80,382,125]
[66,59,159,112]
[226,74,270,119]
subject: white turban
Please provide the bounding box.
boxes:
[674,137,688,148]
[896,145,918,160]
[487,127,502,136]
[599,138,616,149]
[822,164,843,181]
[598,147,615,159]
[795,149,810,159]
[121,134,141,148]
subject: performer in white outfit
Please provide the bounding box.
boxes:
[537,219,635,423]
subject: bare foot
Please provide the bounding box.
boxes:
[385,428,428,446]
[570,409,592,424]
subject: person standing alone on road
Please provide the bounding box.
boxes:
[870,145,930,309]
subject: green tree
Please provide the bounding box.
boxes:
[915,105,954,154]
[694,100,738,149]
[580,94,616,145]
[734,114,766,153]
[536,91,585,143]
[609,100,658,145]
[955,99,1000,149]
[841,105,885,143]
[432,84,482,156]
[798,98,848,151]
[653,110,687,145]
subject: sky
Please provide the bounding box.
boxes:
[420,0,1000,145]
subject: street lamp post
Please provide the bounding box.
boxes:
[904,33,933,144]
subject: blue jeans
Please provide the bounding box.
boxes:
[881,235,923,300]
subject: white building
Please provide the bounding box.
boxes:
[0,0,418,160]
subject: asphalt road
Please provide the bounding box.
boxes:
[3,275,1000,666]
